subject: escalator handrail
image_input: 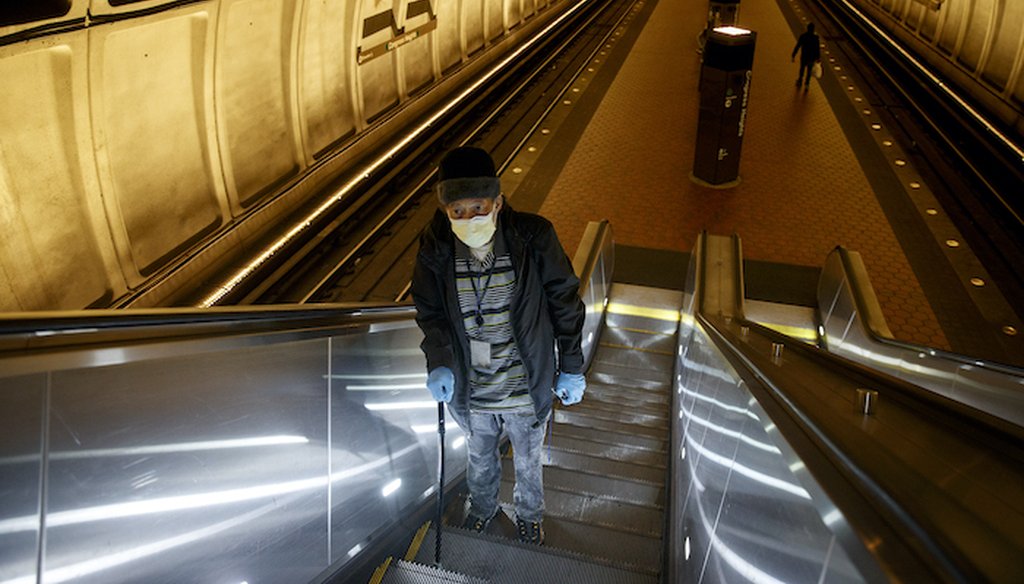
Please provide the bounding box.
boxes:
[697,312,982,583]
[830,245,1024,376]
[572,219,613,300]
[0,303,417,356]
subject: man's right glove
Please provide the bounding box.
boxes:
[426,367,455,403]
[554,372,586,406]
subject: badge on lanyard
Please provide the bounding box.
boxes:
[470,339,491,368]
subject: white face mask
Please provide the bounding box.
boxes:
[450,209,497,248]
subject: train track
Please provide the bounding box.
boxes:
[194,0,642,306]
[806,0,1024,315]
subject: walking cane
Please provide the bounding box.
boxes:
[435,402,445,565]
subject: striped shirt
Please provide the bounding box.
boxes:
[454,233,531,412]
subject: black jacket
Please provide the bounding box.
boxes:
[792,31,821,64]
[411,204,585,424]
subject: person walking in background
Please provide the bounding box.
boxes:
[411,146,587,545]
[791,22,821,89]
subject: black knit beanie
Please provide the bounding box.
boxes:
[436,146,501,205]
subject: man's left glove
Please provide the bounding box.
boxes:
[554,373,586,406]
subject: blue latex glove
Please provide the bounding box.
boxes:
[426,367,455,403]
[554,373,586,406]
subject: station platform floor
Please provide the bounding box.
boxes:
[500,0,1024,364]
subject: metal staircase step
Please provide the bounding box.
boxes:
[381,559,489,584]
[585,383,670,407]
[590,361,672,387]
[567,402,669,428]
[554,410,668,440]
[589,368,670,391]
[533,449,666,485]
[503,464,664,508]
[499,482,664,537]
[551,423,667,452]
[604,312,678,335]
[599,326,677,354]
[414,527,657,584]
[571,393,669,419]
[535,514,662,572]
[592,344,675,374]
[548,434,668,466]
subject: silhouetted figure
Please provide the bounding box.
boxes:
[791,23,821,89]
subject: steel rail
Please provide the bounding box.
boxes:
[297,0,641,305]
[813,0,1023,229]
[197,0,608,307]
[293,0,624,303]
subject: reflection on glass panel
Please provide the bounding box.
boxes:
[328,323,466,565]
[44,340,329,584]
[674,325,868,583]
[0,374,45,584]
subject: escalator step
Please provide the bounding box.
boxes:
[503,464,664,507]
[582,388,669,413]
[585,383,670,407]
[599,326,677,354]
[540,448,666,484]
[592,344,675,374]
[604,312,678,335]
[381,559,488,584]
[499,481,664,537]
[590,361,673,387]
[548,434,667,466]
[589,368,670,391]
[552,423,667,452]
[555,410,668,439]
[415,527,658,583]
[566,402,669,428]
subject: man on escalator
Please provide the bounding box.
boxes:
[411,146,587,546]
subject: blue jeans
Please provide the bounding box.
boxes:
[461,410,547,523]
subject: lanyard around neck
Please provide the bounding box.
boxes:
[468,254,495,327]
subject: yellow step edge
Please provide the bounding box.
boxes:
[368,556,393,584]
[405,521,432,561]
[604,324,675,336]
[606,301,682,323]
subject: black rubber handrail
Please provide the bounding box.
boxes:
[699,311,1024,582]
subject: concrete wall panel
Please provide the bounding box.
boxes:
[0,44,113,309]
[401,3,436,95]
[218,0,300,207]
[436,0,462,71]
[486,0,503,40]
[95,13,223,275]
[300,0,357,158]
[465,0,485,55]
[0,0,566,310]
[357,0,401,121]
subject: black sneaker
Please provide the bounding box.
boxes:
[461,513,493,532]
[516,518,544,545]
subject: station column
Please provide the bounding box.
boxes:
[692,26,756,188]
